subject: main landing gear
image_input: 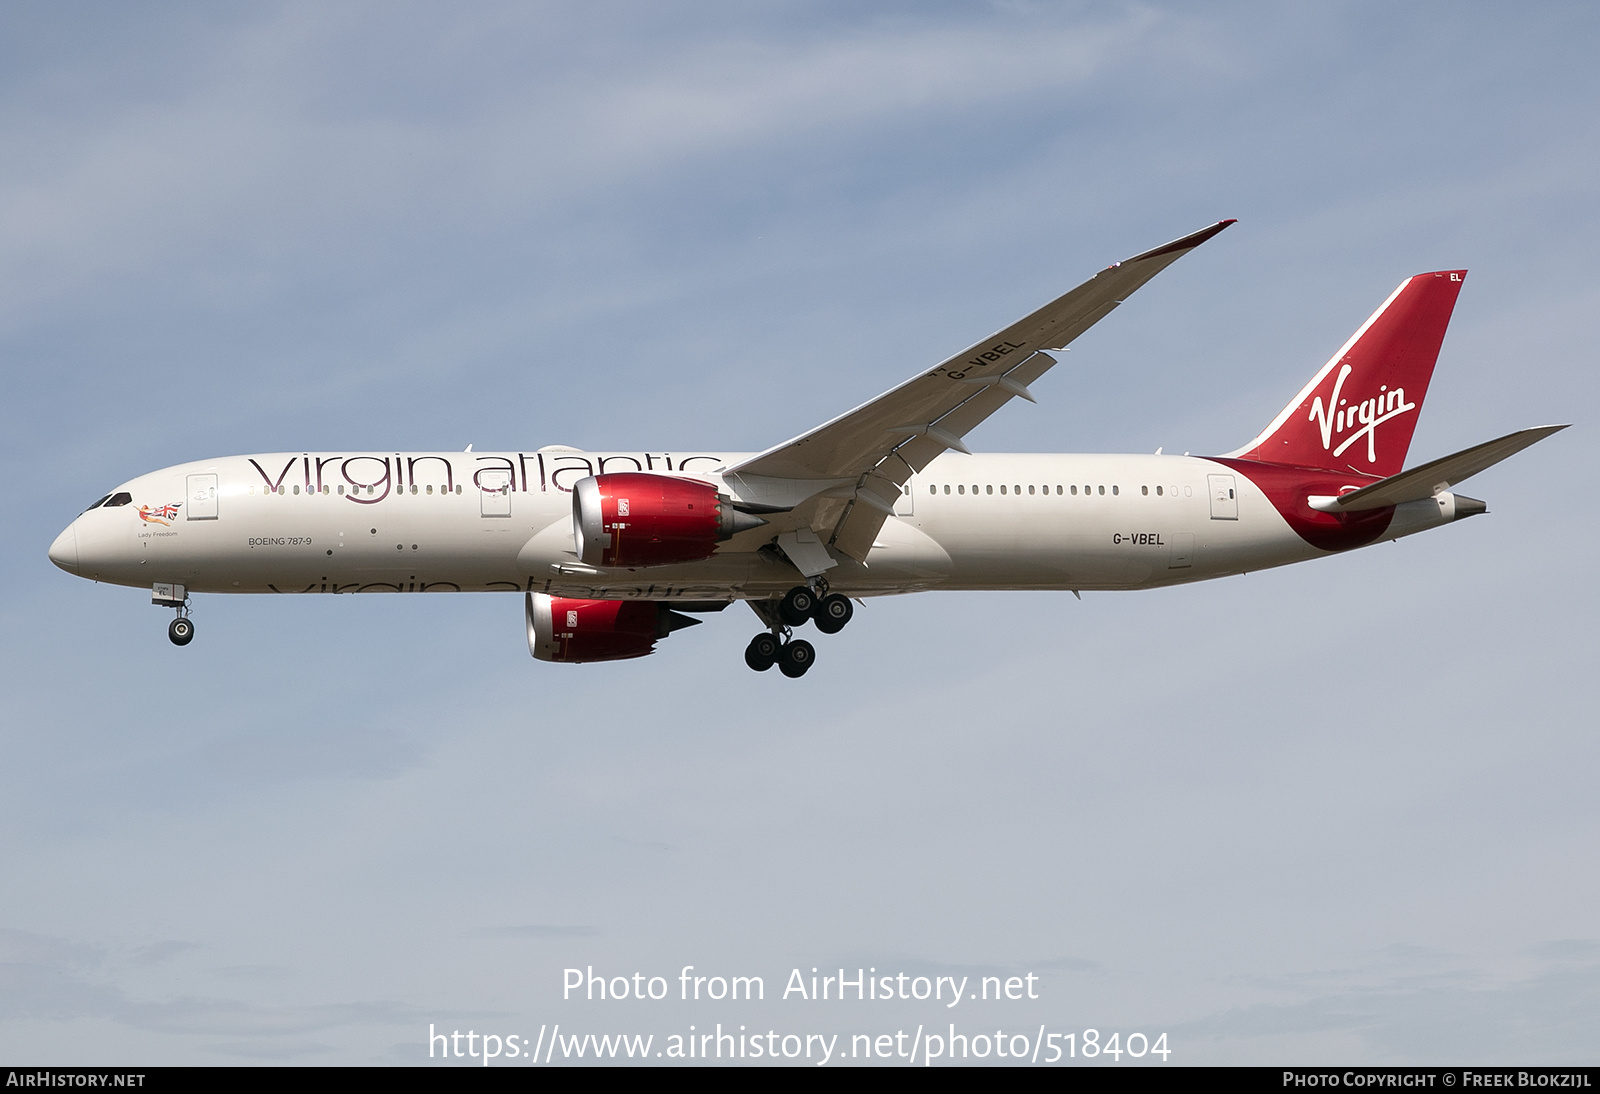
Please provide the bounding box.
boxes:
[744,631,813,678]
[744,583,855,678]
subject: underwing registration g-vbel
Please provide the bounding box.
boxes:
[49,221,1566,677]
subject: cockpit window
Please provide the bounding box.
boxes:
[102,492,133,508]
[83,494,113,512]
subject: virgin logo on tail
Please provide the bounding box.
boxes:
[1227,270,1464,478]
[1307,363,1417,464]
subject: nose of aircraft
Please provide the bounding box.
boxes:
[48,522,79,575]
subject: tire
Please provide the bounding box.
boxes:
[813,593,853,634]
[778,586,816,627]
[778,638,815,678]
[168,618,194,646]
[744,632,779,671]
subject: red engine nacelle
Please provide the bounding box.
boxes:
[572,472,764,568]
[525,593,701,663]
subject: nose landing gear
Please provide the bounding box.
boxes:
[153,582,194,646]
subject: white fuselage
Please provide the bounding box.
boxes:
[49,448,1463,602]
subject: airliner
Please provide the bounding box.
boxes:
[47,221,1564,677]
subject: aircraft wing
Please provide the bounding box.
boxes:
[725,220,1234,561]
[1321,424,1568,511]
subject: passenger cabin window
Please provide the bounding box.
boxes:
[1142,485,1148,495]
[1113,485,1119,495]
[1000,485,1007,495]
[985,485,993,495]
[958,485,965,494]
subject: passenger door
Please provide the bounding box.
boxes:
[186,474,218,520]
[479,470,512,517]
[1207,474,1237,520]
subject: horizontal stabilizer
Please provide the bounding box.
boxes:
[1319,425,1567,511]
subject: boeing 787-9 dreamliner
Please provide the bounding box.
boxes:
[48,221,1565,677]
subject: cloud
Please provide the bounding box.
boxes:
[1177,946,1600,1063]
[0,4,1177,333]
[471,925,600,939]
[130,941,199,965]
[0,926,416,1044]
[203,1040,334,1059]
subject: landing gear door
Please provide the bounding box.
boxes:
[186,474,218,520]
[479,471,512,517]
[1207,474,1237,520]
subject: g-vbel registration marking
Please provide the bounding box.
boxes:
[936,340,1028,379]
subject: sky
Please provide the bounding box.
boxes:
[1,0,1596,1067]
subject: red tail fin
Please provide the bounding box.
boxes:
[1230,271,1466,477]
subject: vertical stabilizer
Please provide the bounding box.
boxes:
[1228,271,1466,477]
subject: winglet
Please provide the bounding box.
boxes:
[1123,219,1236,263]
